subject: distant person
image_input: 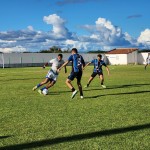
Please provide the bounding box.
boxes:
[58,48,85,99]
[144,53,150,70]
[83,54,110,88]
[32,54,67,94]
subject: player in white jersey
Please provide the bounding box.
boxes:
[32,54,67,94]
[145,53,150,70]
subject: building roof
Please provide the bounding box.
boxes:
[106,48,138,54]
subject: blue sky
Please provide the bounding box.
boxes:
[0,0,150,52]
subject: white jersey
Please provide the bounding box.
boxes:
[146,55,150,64]
[49,58,64,74]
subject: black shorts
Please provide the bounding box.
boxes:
[91,72,103,78]
[68,70,82,82]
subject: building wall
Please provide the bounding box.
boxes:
[137,52,149,64]
[127,51,138,64]
[1,52,148,67]
[105,54,127,65]
[1,53,106,68]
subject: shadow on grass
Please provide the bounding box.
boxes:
[85,90,150,99]
[0,123,150,150]
[84,83,150,92]
[107,83,150,89]
[0,135,12,139]
[0,77,43,82]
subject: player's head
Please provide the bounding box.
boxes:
[97,54,102,60]
[71,48,78,54]
[57,54,63,61]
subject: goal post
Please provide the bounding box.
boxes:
[0,52,4,69]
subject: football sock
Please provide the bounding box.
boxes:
[71,87,75,92]
[37,84,41,88]
[41,87,46,91]
[80,91,83,96]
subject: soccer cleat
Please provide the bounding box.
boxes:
[32,86,37,91]
[38,89,42,94]
[71,90,78,99]
[101,85,106,88]
[84,84,89,88]
[80,96,84,99]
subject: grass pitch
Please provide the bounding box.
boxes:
[0,65,150,150]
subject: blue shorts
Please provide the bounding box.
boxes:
[91,72,103,78]
[68,70,82,82]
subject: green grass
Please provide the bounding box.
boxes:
[0,65,150,150]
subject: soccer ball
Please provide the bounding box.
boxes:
[42,89,48,95]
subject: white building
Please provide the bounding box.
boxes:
[105,48,138,65]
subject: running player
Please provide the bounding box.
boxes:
[32,54,67,94]
[84,54,110,88]
[144,53,150,70]
[58,48,85,99]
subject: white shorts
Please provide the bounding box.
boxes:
[46,70,58,82]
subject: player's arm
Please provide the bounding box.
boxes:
[81,56,85,69]
[105,66,110,76]
[64,66,67,73]
[83,62,91,70]
[58,61,69,72]
[43,62,48,69]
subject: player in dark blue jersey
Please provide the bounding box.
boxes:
[83,54,110,88]
[58,48,85,99]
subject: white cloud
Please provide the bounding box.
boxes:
[27,26,34,31]
[138,29,150,45]
[80,17,131,47]
[0,46,27,53]
[0,14,149,53]
[43,14,71,38]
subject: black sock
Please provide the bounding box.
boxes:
[80,91,83,96]
[71,88,75,92]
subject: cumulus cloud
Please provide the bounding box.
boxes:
[43,14,72,39]
[80,17,132,46]
[137,29,150,48]
[0,46,27,53]
[0,13,149,53]
[138,29,150,43]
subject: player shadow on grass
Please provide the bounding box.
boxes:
[0,135,12,139]
[85,90,150,99]
[1,123,150,150]
[84,83,150,92]
[0,77,43,82]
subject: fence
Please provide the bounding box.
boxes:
[0,53,105,68]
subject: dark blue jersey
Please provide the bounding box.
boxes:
[68,54,85,72]
[91,59,106,73]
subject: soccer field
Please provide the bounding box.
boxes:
[0,66,150,150]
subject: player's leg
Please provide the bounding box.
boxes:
[38,73,57,94]
[85,72,96,88]
[77,71,83,99]
[99,74,106,88]
[46,80,56,89]
[66,72,78,99]
[145,63,148,70]
[33,78,49,91]
[38,80,56,94]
